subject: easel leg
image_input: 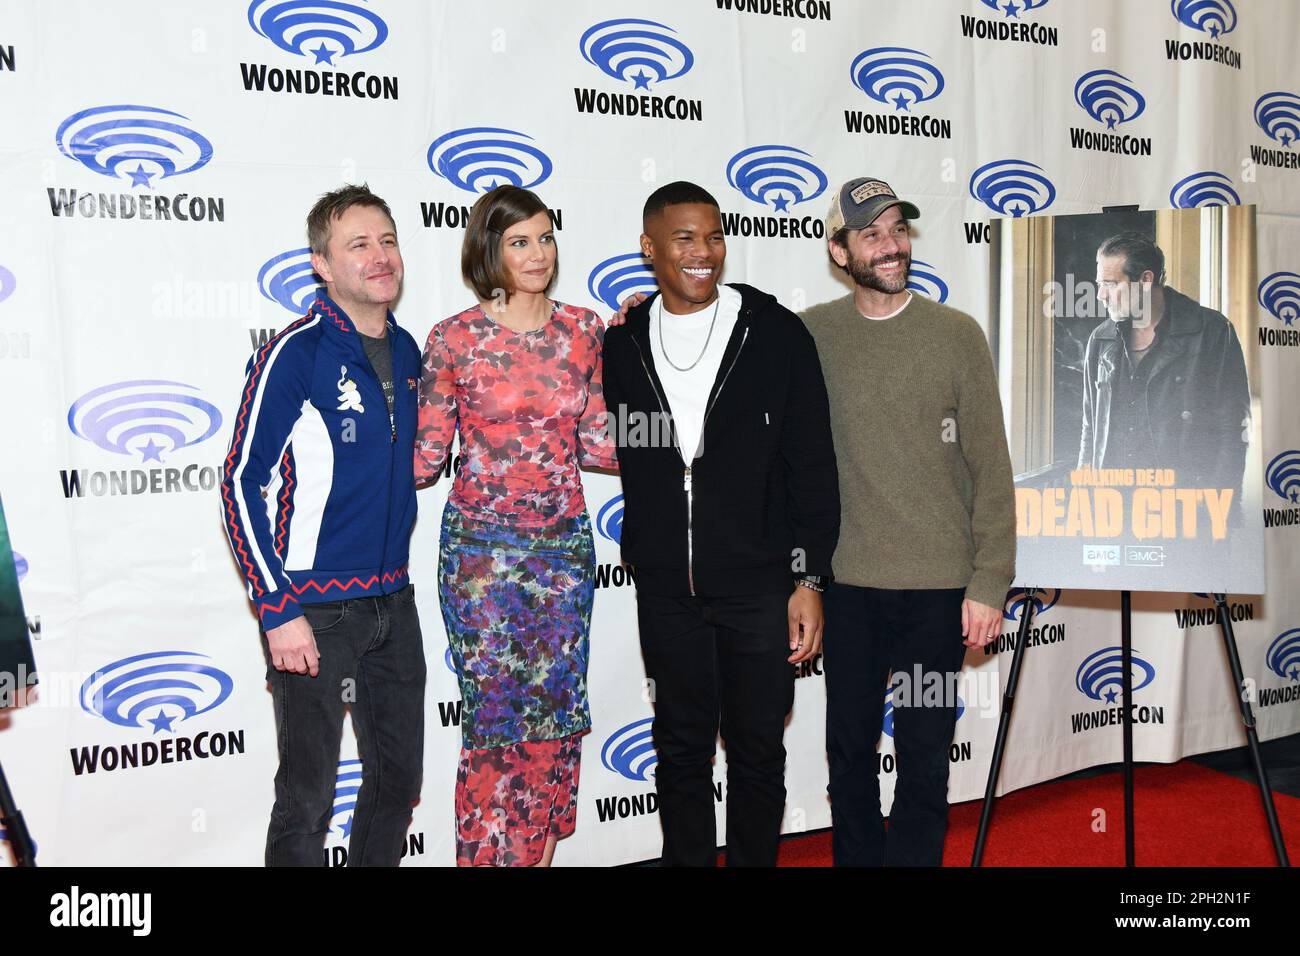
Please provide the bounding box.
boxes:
[972,588,1037,867]
[1212,593,1291,867]
[1121,590,1135,867]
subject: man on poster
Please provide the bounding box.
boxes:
[1080,232,1251,497]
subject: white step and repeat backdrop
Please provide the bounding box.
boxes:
[1,0,1297,866]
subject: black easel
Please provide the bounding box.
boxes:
[0,758,36,867]
[973,587,1290,866]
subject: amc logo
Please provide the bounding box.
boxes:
[1083,545,1121,566]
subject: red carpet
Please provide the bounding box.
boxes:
[767,762,1300,867]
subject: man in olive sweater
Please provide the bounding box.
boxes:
[801,178,1016,866]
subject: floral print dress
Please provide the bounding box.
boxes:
[416,301,616,866]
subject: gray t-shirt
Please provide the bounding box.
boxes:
[358,330,395,428]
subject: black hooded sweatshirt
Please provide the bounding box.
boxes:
[601,282,840,597]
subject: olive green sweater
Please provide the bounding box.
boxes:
[800,293,1016,609]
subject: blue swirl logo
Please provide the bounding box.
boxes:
[579,18,694,89]
[725,145,827,213]
[247,0,388,64]
[55,104,213,189]
[1259,272,1300,326]
[1266,449,1300,504]
[1075,647,1155,704]
[427,127,553,194]
[588,253,658,313]
[1171,0,1236,38]
[80,651,234,733]
[258,248,321,316]
[969,159,1056,218]
[0,264,14,305]
[596,494,624,543]
[11,551,27,583]
[1074,70,1146,129]
[1266,630,1300,682]
[1004,587,1062,622]
[330,758,363,838]
[1169,170,1240,208]
[850,47,945,111]
[444,645,458,676]
[67,380,223,463]
[883,683,965,737]
[906,260,949,303]
[980,0,1050,16]
[601,717,656,782]
[1254,91,1300,149]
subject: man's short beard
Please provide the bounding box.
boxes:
[845,250,911,294]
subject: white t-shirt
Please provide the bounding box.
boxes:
[858,291,912,320]
[650,286,742,462]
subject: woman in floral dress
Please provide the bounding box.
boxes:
[415,185,616,866]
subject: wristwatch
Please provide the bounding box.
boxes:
[795,574,827,593]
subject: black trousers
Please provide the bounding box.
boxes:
[636,591,795,867]
[263,585,426,867]
[823,583,967,867]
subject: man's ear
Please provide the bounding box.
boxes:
[310,251,332,285]
[827,238,848,268]
[639,233,654,261]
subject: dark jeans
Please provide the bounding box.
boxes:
[263,584,426,867]
[637,591,795,867]
[823,583,966,867]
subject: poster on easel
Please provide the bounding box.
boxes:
[992,206,1265,594]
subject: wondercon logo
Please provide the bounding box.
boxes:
[1171,0,1236,38]
[67,380,223,463]
[55,104,214,189]
[79,651,234,734]
[1266,630,1300,681]
[330,759,363,838]
[427,127,553,194]
[725,145,827,213]
[247,0,388,64]
[579,18,693,89]
[1004,587,1062,622]
[596,494,624,544]
[980,0,1050,15]
[0,264,14,305]
[1253,92,1300,149]
[258,248,321,316]
[1169,171,1240,208]
[1259,272,1300,326]
[906,260,948,303]
[882,684,965,737]
[850,47,945,111]
[444,645,457,675]
[601,717,656,782]
[1265,450,1300,503]
[969,159,1056,217]
[588,253,658,313]
[1074,70,1146,129]
[11,552,27,582]
[1075,647,1155,704]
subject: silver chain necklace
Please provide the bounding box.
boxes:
[657,296,721,372]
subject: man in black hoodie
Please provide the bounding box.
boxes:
[602,181,839,866]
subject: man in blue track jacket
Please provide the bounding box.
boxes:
[221,184,425,867]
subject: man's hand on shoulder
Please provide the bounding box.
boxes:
[608,292,648,327]
[961,598,1001,648]
[266,616,320,676]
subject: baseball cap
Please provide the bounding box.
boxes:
[825,178,921,234]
